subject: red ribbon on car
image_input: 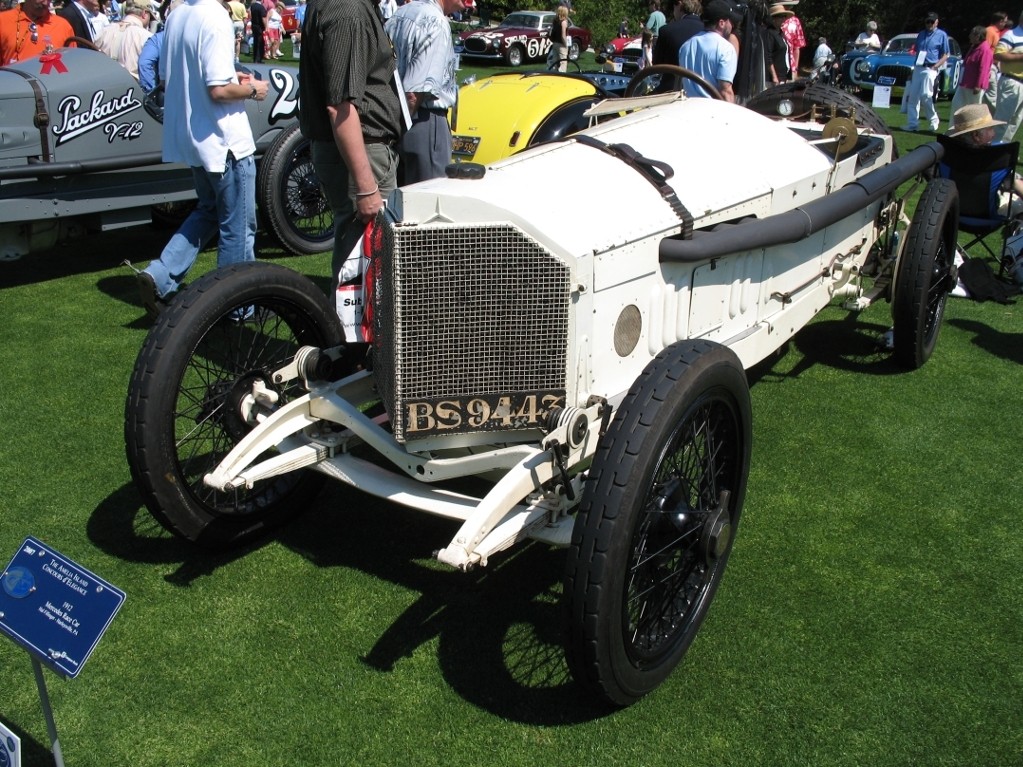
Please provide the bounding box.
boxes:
[39,53,68,75]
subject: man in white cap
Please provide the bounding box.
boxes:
[96,0,156,79]
[905,11,950,132]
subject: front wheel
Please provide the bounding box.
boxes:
[892,178,958,369]
[563,340,752,706]
[125,262,343,548]
[506,44,524,67]
[257,124,335,256]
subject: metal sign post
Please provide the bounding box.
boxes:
[0,537,126,767]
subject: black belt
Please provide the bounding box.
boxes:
[364,136,397,146]
[421,106,448,115]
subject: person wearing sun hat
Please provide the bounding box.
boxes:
[945,103,1023,218]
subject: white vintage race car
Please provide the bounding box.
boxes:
[124,82,955,706]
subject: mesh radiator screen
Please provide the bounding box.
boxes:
[374,222,571,443]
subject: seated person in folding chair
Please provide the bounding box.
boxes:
[943,104,1023,218]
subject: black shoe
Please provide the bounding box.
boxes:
[136,271,169,318]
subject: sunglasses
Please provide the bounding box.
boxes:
[30,22,38,44]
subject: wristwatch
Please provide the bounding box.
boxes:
[248,84,258,100]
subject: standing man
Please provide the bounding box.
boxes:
[58,0,99,42]
[985,11,1011,108]
[994,11,1023,141]
[652,0,703,67]
[386,0,463,183]
[248,0,266,63]
[778,2,804,80]
[1,0,73,62]
[905,11,950,133]
[135,0,270,316]
[678,0,739,102]
[299,0,404,288]
[96,0,155,79]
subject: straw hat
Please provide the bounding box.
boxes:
[948,104,1005,138]
[769,4,794,17]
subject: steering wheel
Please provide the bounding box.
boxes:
[624,64,724,100]
[63,35,99,51]
[548,57,583,74]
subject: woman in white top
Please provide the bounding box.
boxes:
[854,20,880,51]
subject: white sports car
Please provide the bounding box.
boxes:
[125,82,955,707]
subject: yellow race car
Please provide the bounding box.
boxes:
[449,70,633,165]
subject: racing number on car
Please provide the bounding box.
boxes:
[526,38,551,59]
[268,68,299,124]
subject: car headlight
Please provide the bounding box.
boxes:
[855,60,871,74]
[603,43,616,55]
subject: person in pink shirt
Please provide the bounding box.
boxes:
[779,7,805,80]
[952,26,994,116]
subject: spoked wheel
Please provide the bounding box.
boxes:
[125,262,343,547]
[892,178,959,369]
[563,340,752,706]
[624,64,722,99]
[745,82,894,153]
[257,124,335,256]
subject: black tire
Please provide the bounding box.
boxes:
[625,63,722,99]
[892,178,958,369]
[125,262,343,548]
[506,44,524,67]
[257,124,335,256]
[563,340,752,706]
[745,81,893,151]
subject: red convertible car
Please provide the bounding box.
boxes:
[457,10,592,67]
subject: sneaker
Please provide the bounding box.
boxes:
[136,271,169,318]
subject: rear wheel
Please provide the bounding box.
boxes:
[892,178,958,369]
[745,81,892,149]
[257,124,335,256]
[563,341,751,706]
[125,262,343,548]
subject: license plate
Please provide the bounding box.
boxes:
[878,76,896,86]
[403,391,565,437]
[451,134,481,158]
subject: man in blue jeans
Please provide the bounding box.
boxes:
[135,0,269,318]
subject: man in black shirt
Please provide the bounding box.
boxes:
[298,0,404,288]
[248,0,265,63]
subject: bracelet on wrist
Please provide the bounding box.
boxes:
[355,185,379,198]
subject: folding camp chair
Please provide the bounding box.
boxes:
[937,134,1020,273]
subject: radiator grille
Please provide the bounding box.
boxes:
[373,222,571,443]
[876,64,911,86]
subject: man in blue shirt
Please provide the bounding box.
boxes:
[678,0,739,102]
[905,10,950,132]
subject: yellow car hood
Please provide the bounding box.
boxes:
[451,73,599,165]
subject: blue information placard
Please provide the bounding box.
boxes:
[0,537,125,679]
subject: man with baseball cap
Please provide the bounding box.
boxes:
[678,0,740,101]
[905,11,950,132]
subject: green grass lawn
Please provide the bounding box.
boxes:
[0,94,1021,767]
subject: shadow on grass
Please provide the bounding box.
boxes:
[87,481,615,724]
[277,485,614,725]
[750,313,903,384]
[0,710,56,767]
[947,318,1023,365]
[86,482,269,585]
